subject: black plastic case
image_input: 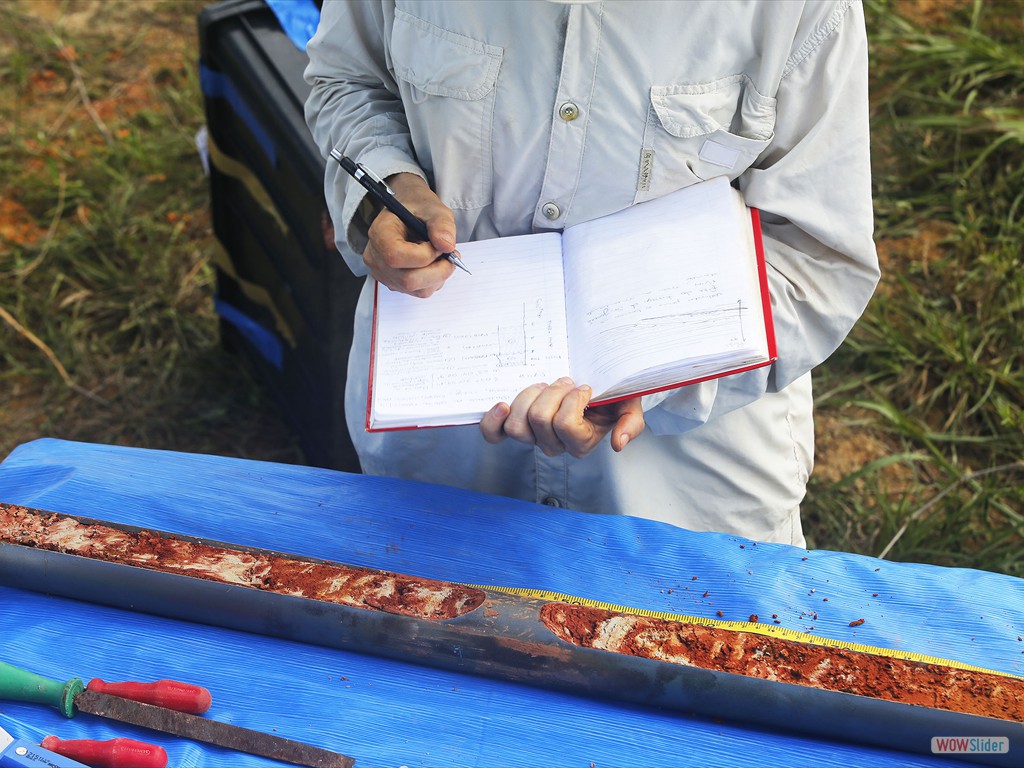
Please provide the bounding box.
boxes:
[198,0,361,472]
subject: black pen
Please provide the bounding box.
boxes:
[329,148,471,274]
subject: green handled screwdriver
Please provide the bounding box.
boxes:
[0,659,83,717]
[0,661,211,714]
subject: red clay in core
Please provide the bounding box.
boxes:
[0,503,484,621]
[540,602,1024,721]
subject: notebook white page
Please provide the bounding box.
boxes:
[371,233,571,426]
[561,178,767,399]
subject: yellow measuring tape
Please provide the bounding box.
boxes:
[467,582,1024,680]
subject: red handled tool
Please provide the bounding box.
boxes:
[86,679,212,715]
[40,736,168,768]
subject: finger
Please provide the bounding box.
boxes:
[479,402,511,444]
[375,266,452,297]
[368,244,455,296]
[426,217,457,255]
[527,377,579,456]
[610,399,646,452]
[500,382,550,445]
[394,259,455,297]
[552,384,602,458]
[369,214,442,270]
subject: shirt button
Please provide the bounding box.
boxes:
[541,201,561,220]
[558,101,580,121]
[542,496,563,508]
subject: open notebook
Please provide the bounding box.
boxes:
[366,176,776,431]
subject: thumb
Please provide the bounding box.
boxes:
[426,220,457,255]
[611,399,645,452]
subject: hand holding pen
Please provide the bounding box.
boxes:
[329,148,468,292]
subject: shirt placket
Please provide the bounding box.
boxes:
[533,3,604,509]
[531,3,603,233]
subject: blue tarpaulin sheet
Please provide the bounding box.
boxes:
[264,0,320,50]
[0,438,1021,767]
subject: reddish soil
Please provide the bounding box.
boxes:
[540,602,1024,722]
[0,503,484,621]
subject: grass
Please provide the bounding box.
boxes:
[0,0,302,463]
[0,1,1021,575]
[802,0,1024,575]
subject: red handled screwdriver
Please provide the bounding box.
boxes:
[86,678,212,715]
[40,736,168,768]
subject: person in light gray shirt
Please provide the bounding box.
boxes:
[304,0,879,545]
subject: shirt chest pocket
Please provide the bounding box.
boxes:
[390,10,502,211]
[636,74,776,202]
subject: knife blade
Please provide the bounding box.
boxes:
[0,662,354,768]
[73,691,353,768]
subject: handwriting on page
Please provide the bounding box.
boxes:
[373,234,570,418]
[560,183,764,394]
[574,269,758,388]
[584,273,751,344]
[583,282,753,380]
[375,305,563,412]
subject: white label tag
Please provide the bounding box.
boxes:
[637,148,655,191]
[699,139,741,169]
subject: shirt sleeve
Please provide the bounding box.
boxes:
[303,0,425,276]
[643,1,879,435]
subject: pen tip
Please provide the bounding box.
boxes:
[448,253,471,275]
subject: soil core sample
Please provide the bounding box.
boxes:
[541,602,1024,722]
[3,502,1022,724]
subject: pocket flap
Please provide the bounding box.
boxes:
[392,10,502,100]
[651,75,776,141]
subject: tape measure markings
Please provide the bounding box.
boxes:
[465,582,1023,680]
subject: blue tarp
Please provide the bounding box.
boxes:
[1,439,1021,767]
[264,0,320,51]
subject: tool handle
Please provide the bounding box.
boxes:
[87,679,212,715]
[0,660,81,717]
[41,736,168,768]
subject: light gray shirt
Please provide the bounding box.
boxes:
[304,0,879,545]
